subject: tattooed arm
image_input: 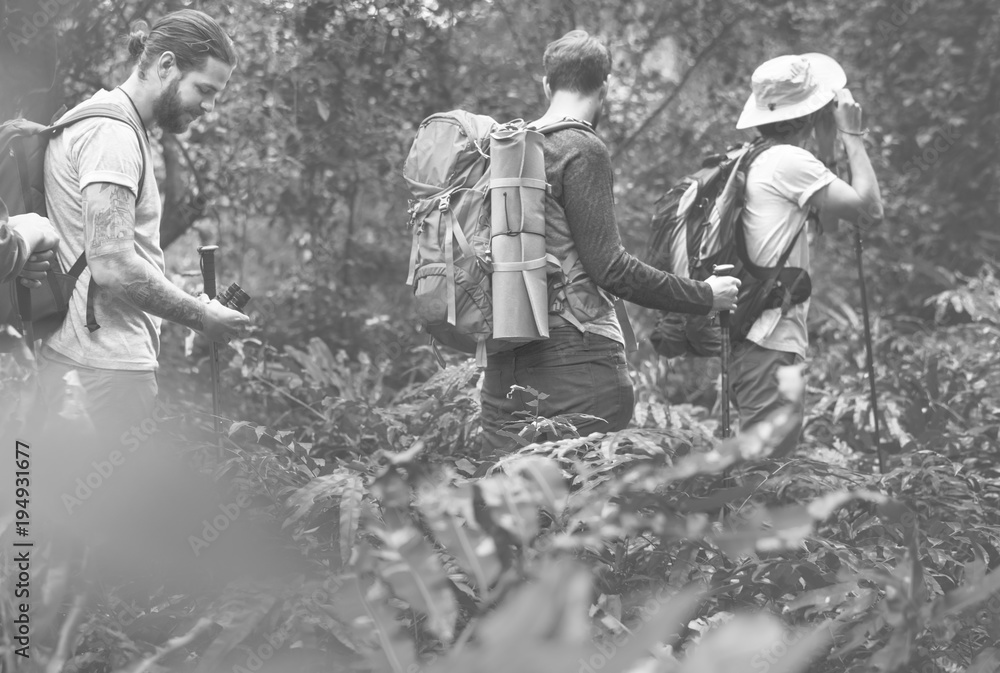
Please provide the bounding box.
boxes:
[85,183,249,341]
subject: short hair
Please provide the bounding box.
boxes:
[543,30,611,95]
[757,100,835,141]
[127,9,237,78]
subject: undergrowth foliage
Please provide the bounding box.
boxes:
[3,281,1000,672]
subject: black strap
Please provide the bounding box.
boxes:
[68,251,87,278]
[86,277,99,332]
[529,118,594,136]
[45,103,149,334]
[735,139,808,280]
[737,213,807,281]
[15,283,34,347]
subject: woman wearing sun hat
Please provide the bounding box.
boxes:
[729,53,883,456]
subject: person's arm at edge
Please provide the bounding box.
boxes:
[560,134,714,314]
[0,223,31,284]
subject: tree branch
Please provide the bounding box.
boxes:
[611,21,735,163]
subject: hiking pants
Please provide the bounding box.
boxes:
[729,340,804,457]
[479,326,634,454]
[31,346,159,446]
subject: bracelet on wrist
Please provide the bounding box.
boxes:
[838,127,870,137]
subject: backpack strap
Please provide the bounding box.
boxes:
[15,282,34,348]
[47,103,148,201]
[530,118,595,136]
[547,249,637,352]
[734,140,809,281]
[45,102,150,334]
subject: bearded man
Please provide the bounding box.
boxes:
[36,9,249,438]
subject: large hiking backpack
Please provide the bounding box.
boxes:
[0,104,147,352]
[647,138,812,357]
[403,110,600,365]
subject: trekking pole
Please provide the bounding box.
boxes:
[854,227,886,474]
[838,156,887,474]
[714,263,735,438]
[198,245,223,445]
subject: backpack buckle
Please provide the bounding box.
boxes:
[438,194,451,212]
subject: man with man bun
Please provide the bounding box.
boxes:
[34,9,249,437]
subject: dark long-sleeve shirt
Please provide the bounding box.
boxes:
[545,128,714,315]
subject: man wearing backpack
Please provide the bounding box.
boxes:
[730,53,883,455]
[479,30,741,452]
[33,9,249,439]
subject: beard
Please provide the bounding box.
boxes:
[153,79,201,134]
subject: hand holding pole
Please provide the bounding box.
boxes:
[713,263,735,438]
[198,245,223,444]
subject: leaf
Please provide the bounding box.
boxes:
[785,582,859,614]
[680,614,834,673]
[928,564,1000,623]
[417,482,502,595]
[195,580,278,671]
[227,420,252,436]
[375,525,458,642]
[508,456,569,515]
[283,469,359,530]
[475,561,597,650]
[714,491,888,556]
[340,475,364,566]
[478,475,541,544]
[806,490,889,520]
[351,576,418,673]
[316,98,330,122]
[595,585,704,673]
[969,648,1000,673]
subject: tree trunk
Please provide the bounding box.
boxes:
[159,134,205,250]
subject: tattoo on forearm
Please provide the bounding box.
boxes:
[121,269,205,331]
[86,184,135,255]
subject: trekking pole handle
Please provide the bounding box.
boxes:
[713,264,735,327]
[198,245,219,299]
[197,245,223,445]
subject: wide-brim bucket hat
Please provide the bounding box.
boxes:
[736,53,847,130]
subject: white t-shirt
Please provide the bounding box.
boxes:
[43,88,164,370]
[741,144,836,357]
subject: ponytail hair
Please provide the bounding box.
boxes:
[129,9,236,78]
[126,21,149,62]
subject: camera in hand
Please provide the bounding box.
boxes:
[217,282,251,313]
